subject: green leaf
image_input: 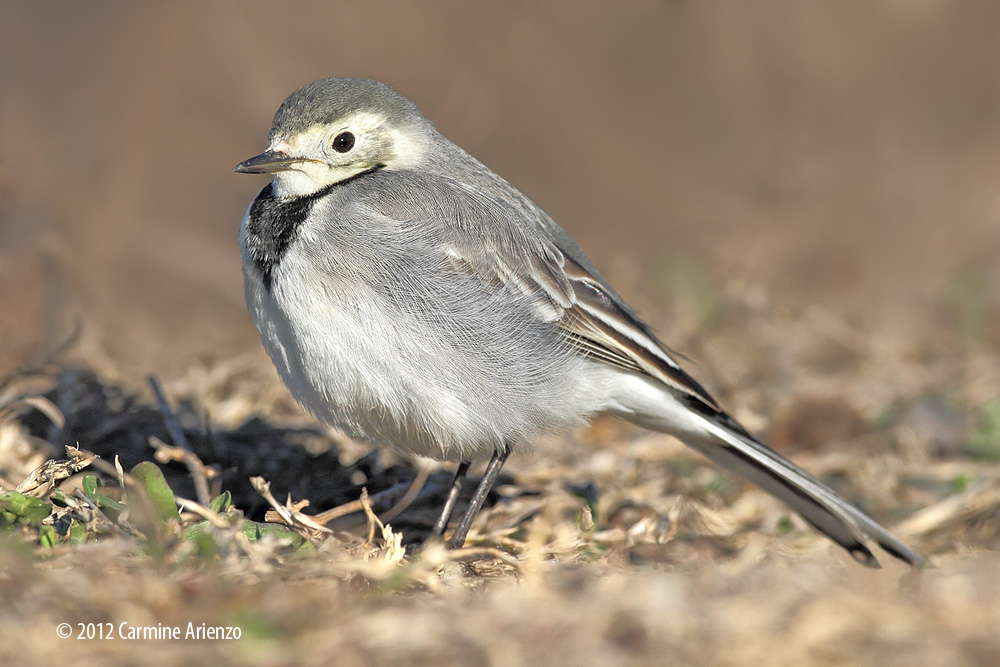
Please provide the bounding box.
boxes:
[82,474,100,497]
[69,521,88,543]
[92,494,126,513]
[38,524,59,548]
[0,492,52,527]
[241,521,305,548]
[130,462,181,523]
[209,490,232,514]
[183,522,219,558]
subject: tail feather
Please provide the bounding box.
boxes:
[690,411,926,568]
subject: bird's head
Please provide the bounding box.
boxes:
[235,77,431,198]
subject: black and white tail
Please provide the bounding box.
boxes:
[684,405,926,568]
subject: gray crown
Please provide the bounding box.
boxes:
[269,77,424,141]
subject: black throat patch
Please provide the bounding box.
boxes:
[244,165,385,291]
[244,182,335,291]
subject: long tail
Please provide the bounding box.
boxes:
[683,404,926,568]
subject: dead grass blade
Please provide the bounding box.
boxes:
[0,395,64,430]
[379,462,431,522]
[251,476,332,540]
[148,375,212,505]
[893,482,1000,539]
[15,445,97,495]
[360,488,406,565]
[148,435,216,505]
[312,481,414,525]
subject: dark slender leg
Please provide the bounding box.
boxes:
[447,448,510,549]
[431,461,471,536]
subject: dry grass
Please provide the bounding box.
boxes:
[1,284,998,664]
[4,3,1000,664]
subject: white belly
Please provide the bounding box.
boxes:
[242,240,607,461]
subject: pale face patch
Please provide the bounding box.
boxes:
[267,112,429,199]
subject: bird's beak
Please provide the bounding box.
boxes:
[234,150,311,174]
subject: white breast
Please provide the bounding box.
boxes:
[246,237,614,460]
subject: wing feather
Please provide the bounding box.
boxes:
[431,177,718,408]
[356,169,925,567]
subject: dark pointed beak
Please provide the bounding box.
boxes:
[234,150,304,174]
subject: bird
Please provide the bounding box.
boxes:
[235,77,925,568]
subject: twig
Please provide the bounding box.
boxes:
[250,476,332,538]
[147,375,191,449]
[359,488,406,563]
[311,481,414,525]
[90,454,130,480]
[444,546,521,567]
[147,376,212,506]
[114,455,126,491]
[360,488,378,547]
[263,496,312,523]
[148,435,215,506]
[71,488,136,539]
[0,395,65,430]
[16,445,97,495]
[893,483,1000,539]
[379,463,432,522]
[175,496,232,528]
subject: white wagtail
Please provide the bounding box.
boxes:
[235,77,924,568]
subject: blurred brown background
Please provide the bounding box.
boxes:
[2,1,998,394]
[2,6,1000,663]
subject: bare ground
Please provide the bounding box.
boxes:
[2,3,1000,665]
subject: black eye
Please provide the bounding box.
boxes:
[333,132,355,153]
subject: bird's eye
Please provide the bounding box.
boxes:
[332,132,355,153]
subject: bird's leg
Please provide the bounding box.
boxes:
[431,460,471,536]
[447,447,510,549]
